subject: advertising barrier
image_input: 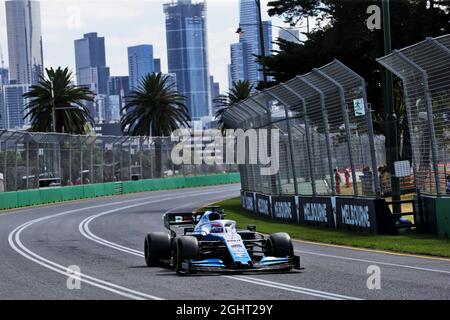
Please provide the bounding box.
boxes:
[335,197,392,234]
[240,191,394,235]
[272,196,297,223]
[298,196,335,229]
[255,194,271,217]
[240,191,255,213]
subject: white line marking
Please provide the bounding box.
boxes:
[8,189,231,300]
[223,276,361,300]
[80,204,363,300]
[295,250,450,275]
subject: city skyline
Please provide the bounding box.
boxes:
[232,0,273,87]
[0,0,288,92]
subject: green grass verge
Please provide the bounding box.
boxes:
[208,198,450,259]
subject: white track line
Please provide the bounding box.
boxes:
[295,250,450,275]
[80,207,362,300]
[8,189,228,300]
[223,276,361,300]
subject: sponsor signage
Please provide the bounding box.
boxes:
[272,196,296,223]
[240,191,255,212]
[240,191,393,235]
[256,194,271,217]
[299,197,334,228]
[336,198,392,234]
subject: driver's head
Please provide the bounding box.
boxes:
[208,212,221,221]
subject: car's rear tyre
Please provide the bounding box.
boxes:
[144,232,171,267]
[173,236,199,275]
[267,232,294,257]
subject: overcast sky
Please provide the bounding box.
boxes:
[0,0,303,91]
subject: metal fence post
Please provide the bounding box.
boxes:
[80,138,84,185]
[248,97,279,195]
[396,51,441,196]
[14,143,18,191]
[314,69,359,196]
[129,142,132,181]
[266,91,299,195]
[283,86,317,196]
[299,77,336,195]
[366,103,382,196]
[25,134,30,190]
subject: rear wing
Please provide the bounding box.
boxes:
[163,212,204,230]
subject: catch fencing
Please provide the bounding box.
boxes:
[223,60,385,198]
[377,34,450,197]
[0,131,237,192]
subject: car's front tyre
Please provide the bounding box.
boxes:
[266,232,294,257]
[173,236,199,275]
[144,232,171,267]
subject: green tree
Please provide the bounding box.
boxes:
[121,73,191,177]
[24,67,94,134]
[214,80,253,133]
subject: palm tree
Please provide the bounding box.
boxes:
[214,80,253,133]
[121,73,191,177]
[24,67,94,134]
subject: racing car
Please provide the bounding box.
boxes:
[144,207,301,275]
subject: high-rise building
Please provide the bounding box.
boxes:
[1,84,30,129]
[230,0,272,87]
[278,27,301,44]
[154,58,162,74]
[229,43,245,85]
[164,73,178,92]
[108,76,130,96]
[0,68,9,85]
[94,94,108,123]
[107,76,129,123]
[107,95,121,123]
[0,86,4,129]
[128,45,155,90]
[163,0,211,121]
[5,0,44,85]
[74,33,110,95]
[210,75,220,113]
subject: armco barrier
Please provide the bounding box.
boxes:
[0,173,241,211]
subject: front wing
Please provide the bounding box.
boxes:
[182,256,301,274]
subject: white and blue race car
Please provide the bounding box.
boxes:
[144,207,301,275]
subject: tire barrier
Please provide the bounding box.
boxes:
[0,173,241,211]
[241,191,394,235]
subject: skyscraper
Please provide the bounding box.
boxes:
[107,76,129,123]
[210,75,220,111]
[229,0,272,87]
[154,58,162,74]
[163,0,211,121]
[0,68,9,85]
[5,0,44,85]
[74,33,110,95]
[128,45,155,90]
[229,43,245,85]
[1,84,30,129]
[0,87,4,129]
